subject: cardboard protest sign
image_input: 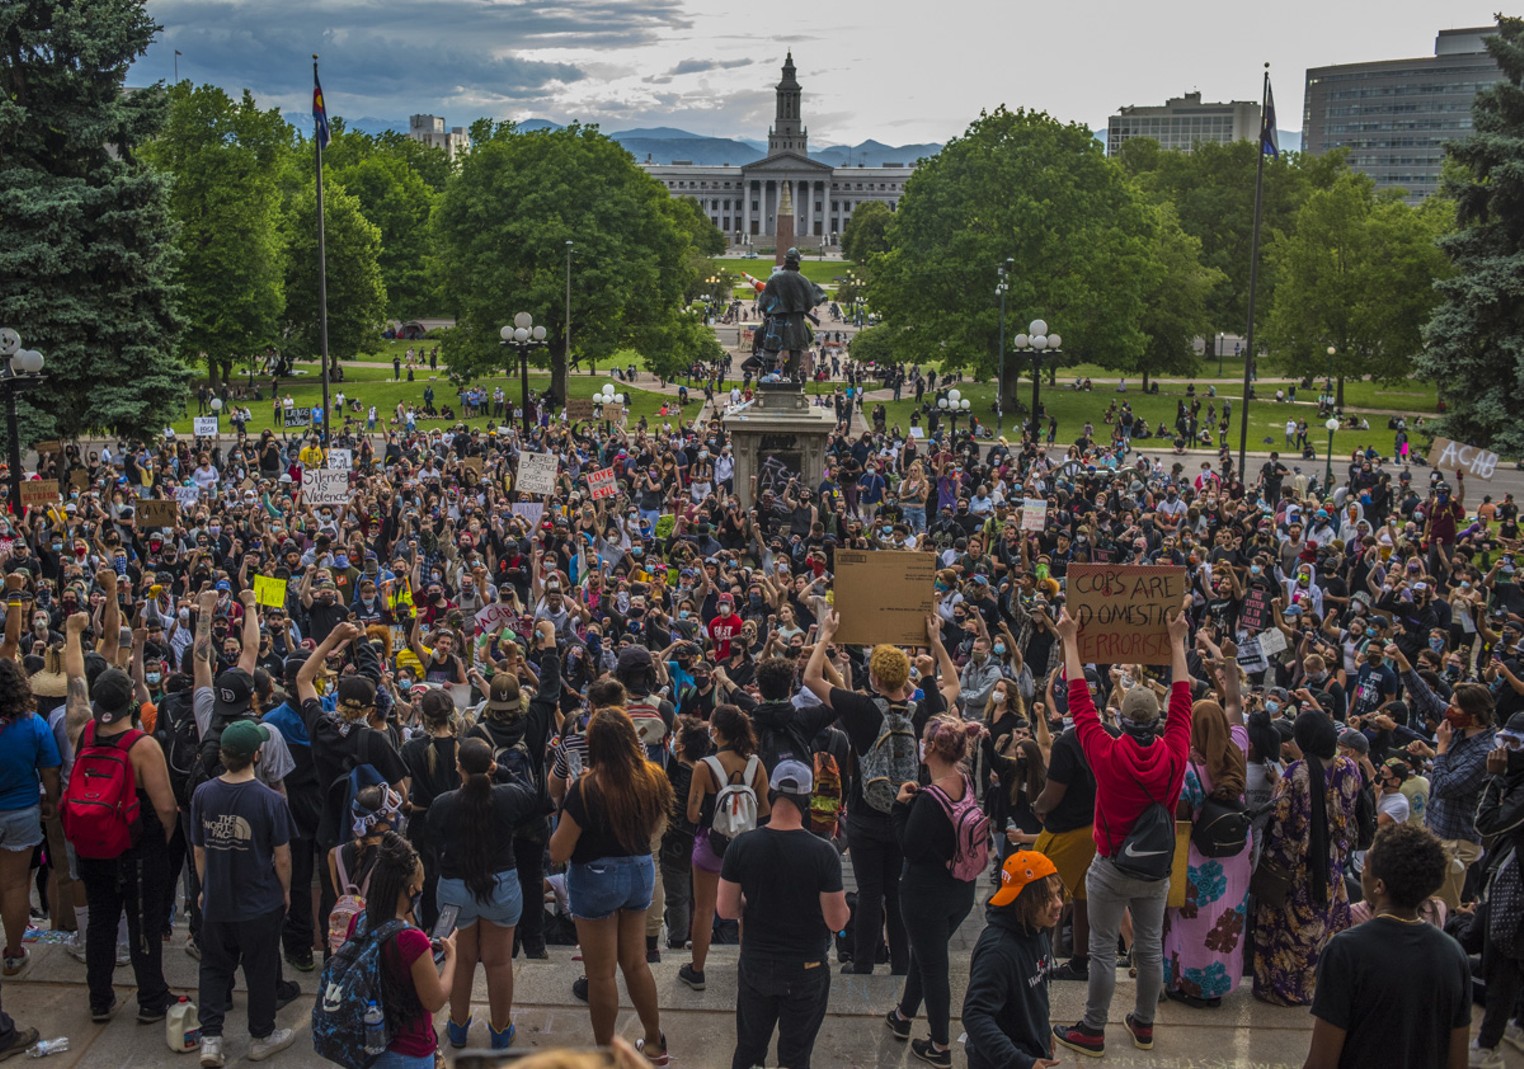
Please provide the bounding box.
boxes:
[1067,564,1187,665]
[252,574,287,608]
[474,602,518,636]
[510,502,545,527]
[1259,627,1288,656]
[326,448,352,471]
[516,452,560,496]
[565,397,597,421]
[193,417,219,437]
[136,499,178,528]
[18,480,57,511]
[587,467,617,500]
[602,403,626,423]
[33,441,60,456]
[70,468,91,491]
[1236,635,1269,674]
[303,468,350,506]
[460,456,484,476]
[175,485,201,509]
[1428,437,1499,480]
[1021,499,1047,533]
[1239,587,1269,634]
[833,550,938,646]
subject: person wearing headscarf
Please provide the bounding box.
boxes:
[1252,711,1362,1005]
[1470,712,1524,1065]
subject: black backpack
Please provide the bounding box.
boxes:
[757,718,813,778]
[1102,761,1178,882]
[1187,760,1253,859]
[152,689,200,808]
[189,710,240,794]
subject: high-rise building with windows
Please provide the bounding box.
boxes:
[1105,92,1261,156]
[407,114,471,160]
[1303,27,1501,201]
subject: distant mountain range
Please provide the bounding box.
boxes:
[344,116,1298,163]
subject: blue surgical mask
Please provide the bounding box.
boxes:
[1265,700,1280,715]
[993,642,1006,655]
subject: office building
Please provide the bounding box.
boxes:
[1303,27,1502,201]
[408,114,471,160]
[1105,92,1262,156]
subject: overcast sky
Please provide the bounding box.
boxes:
[133,0,1500,145]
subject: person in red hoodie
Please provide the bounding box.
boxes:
[1051,599,1193,1060]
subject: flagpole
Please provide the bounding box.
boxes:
[1238,63,1270,486]
[313,53,332,447]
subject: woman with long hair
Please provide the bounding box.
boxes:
[549,708,674,1063]
[679,704,769,992]
[342,831,456,1069]
[1161,699,1251,1006]
[399,689,460,930]
[1252,710,1361,1005]
[885,714,985,1067]
[429,737,547,1050]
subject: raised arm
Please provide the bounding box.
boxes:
[63,612,93,750]
[236,588,259,674]
[97,567,121,664]
[193,588,217,690]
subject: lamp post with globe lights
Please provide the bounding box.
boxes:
[0,330,46,517]
[500,313,548,435]
[1012,319,1061,443]
[1324,416,1341,491]
[596,383,627,432]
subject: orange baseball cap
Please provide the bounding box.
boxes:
[990,850,1059,908]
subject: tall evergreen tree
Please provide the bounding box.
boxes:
[0,0,189,439]
[1416,18,1524,454]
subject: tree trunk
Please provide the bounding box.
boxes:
[1336,374,1346,408]
[552,352,568,408]
[1142,369,1151,392]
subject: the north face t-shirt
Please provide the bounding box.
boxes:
[189,776,294,922]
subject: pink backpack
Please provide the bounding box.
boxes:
[923,775,991,882]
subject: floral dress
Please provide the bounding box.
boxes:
[1162,726,1254,1000]
[1251,754,1361,1006]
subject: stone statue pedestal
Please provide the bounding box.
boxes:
[724,381,836,510]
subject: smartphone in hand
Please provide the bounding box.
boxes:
[431,904,459,963]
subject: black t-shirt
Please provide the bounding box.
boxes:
[829,686,940,834]
[400,735,461,817]
[428,782,543,879]
[1042,728,1097,834]
[561,776,648,863]
[719,826,842,962]
[1310,917,1469,1069]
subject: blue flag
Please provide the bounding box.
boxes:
[312,71,330,150]
[1261,78,1279,159]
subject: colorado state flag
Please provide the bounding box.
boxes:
[1261,78,1279,159]
[313,71,330,149]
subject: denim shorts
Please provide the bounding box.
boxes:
[567,854,655,921]
[437,871,523,930]
[0,806,43,852]
[369,1052,434,1069]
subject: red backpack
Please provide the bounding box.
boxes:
[61,723,144,859]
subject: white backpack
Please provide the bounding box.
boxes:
[703,754,760,857]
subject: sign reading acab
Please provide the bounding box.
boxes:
[1429,437,1500,480]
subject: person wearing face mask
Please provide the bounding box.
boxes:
[959,635,1003,721]
[1464,716,1524,1067]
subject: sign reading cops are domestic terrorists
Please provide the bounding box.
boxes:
[1428,437,1500,480]
[1068,564,1187,666]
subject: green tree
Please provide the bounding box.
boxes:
[663,195,726,304]
[841,201,893,263]
[1265,171,1451,404]
[435,124,701,400]
[1416,18,1524,454]
[142,83,290,386]
[1127,204,1224,387]
[334,152,440,319]
[1120,138,1347,338]
[870,107,1158,420]
[0,0,189,439]
[282,180,387,370]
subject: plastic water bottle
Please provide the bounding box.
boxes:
[363,1001,386,1056]
[28,1039,68,1058]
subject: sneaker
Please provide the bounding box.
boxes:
[572,976,588,1003]
[199,1036,225,1069]
[248,1028,295,1061]
[446,1017,472,1049]
[275,981,301,1011]
[1124,1014,1154,1051]
[645,936,661,964]
[284,950,314,973]
[1504,1024,1524,1053]
[488,1022,515,1051]
[91,997,122,1023]
[185,938,201,961]
[884,1008,911,1041]
[137,1006,168,1025]
[1,948,29,979]
[1053,1022,1106,1059]
[910,1038,952,1068]
[520,946,549,962]
[115,944,130,967]
[1470,1043,1504,1069]
[677,963,706,991]
[0,1027,40,1063]
[1048,958,1090,982]
[840,963,872,975]
[67,934,88,964]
